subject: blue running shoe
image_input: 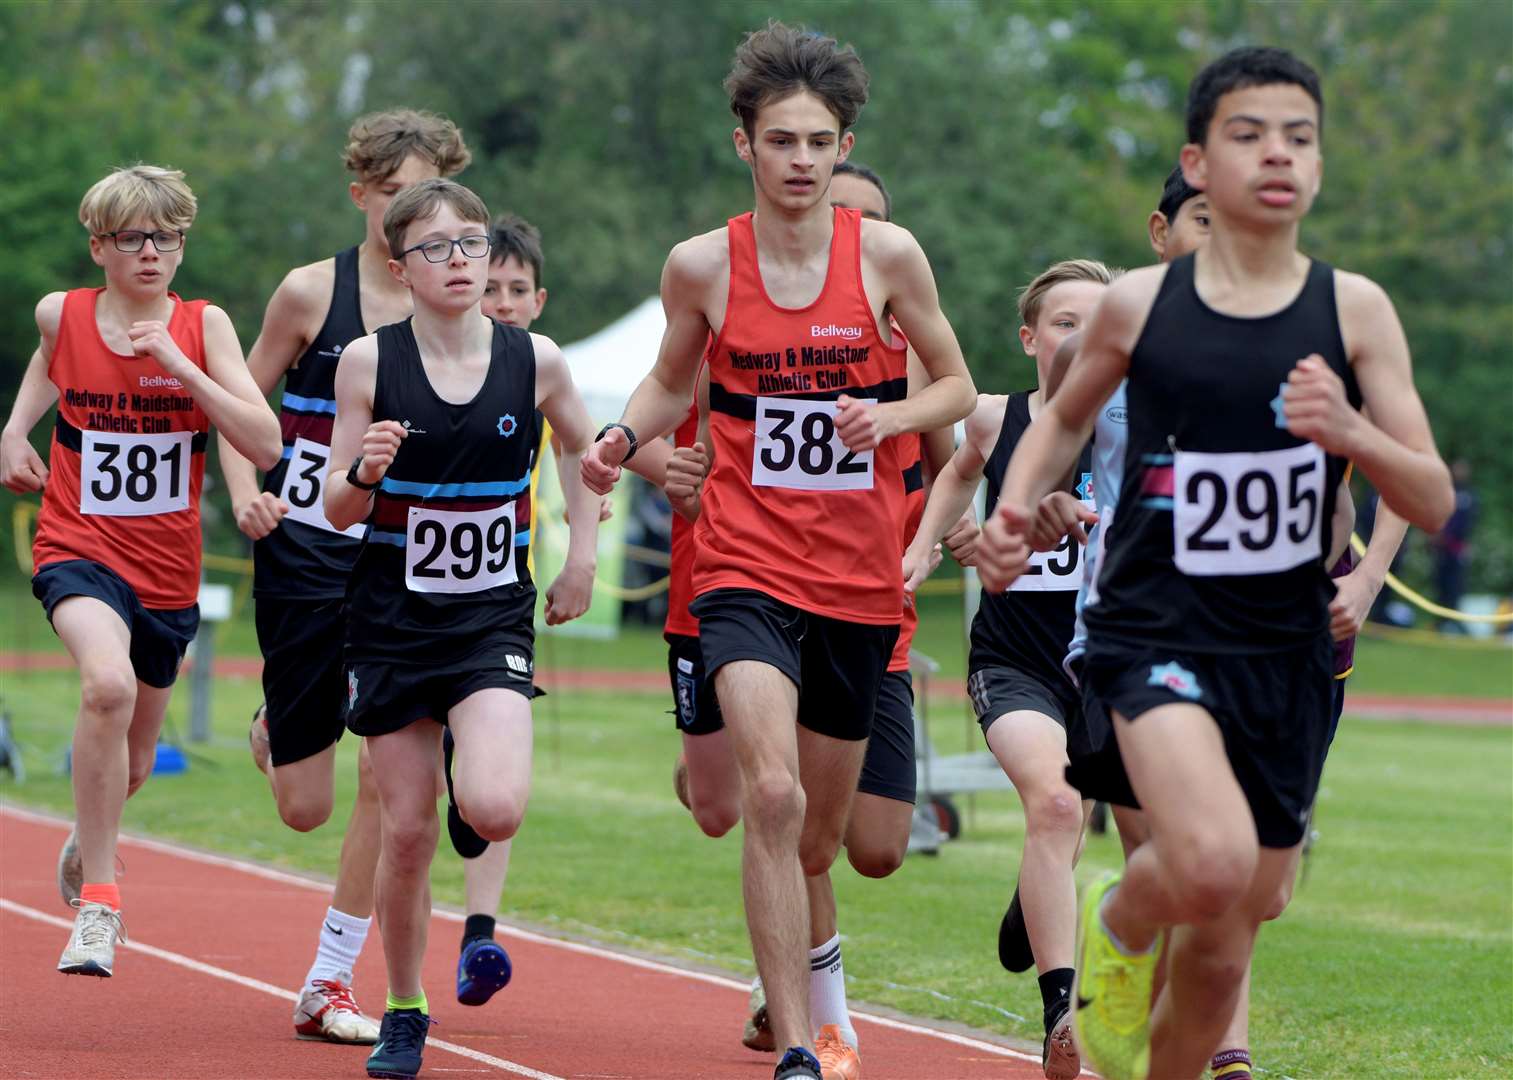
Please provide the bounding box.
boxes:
[774,1046,822,1079]
[365,1008,432,1080]
[456,937,513,1006]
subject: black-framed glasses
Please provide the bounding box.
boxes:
[100,229,183,253]
[400,234,491,263]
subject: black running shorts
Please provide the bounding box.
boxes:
[344,624,539,737]
[256,597,348,767]
[968,663,1082,737]
[32,559,199,689]
[667,632,723,736]
[857,670,916,803]
[1081,634,1334,848]
[689,588,898,742]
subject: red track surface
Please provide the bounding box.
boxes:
[0,805,1050,1080]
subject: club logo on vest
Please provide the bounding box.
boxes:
[401,419,428,435]
[811,324,862,340]
[497,414,518,438]
[1270,386,1289,429]
[1148,661,1201,701]
[1104,405,1127,424]
[138,374,184,389]
[317,344,344,360]
[1076,472,1094,502]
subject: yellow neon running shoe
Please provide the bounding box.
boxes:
[1071,871,1155,1080]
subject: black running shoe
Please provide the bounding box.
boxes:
[443,729,488,859]
[366,1008,433,1080]
[774,1047,822,1079]
[998,881,1034,973]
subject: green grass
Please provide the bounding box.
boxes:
[1,666,1509,1077]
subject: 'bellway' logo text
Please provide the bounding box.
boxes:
[811,324,862,340]
[139,375,184,389]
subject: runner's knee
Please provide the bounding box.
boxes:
[381,811,438,871]
[78,664,136,722]
[1024,784,1084,840]
[744,769,805,839]
[690,796,740,838]
[1169,836,1257,920]
[277,788,335,833]
[457,791,526,843]
[846,837,905,879]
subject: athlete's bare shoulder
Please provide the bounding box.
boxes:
[34,291,67,343]
[666,227,729,285]
[965,392,1010,450]
[1331,267,1402,363]
[336,331,379,375]
[858,217,921,267]
[276,257,337,313]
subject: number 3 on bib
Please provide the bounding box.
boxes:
[1173,443,1324,576]
[280,438,366,538]
[752,396,873,492]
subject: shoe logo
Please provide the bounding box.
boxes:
[1148,661,1202,701]
[324,922,344,936]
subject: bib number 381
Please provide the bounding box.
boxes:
[280,438,366,538]
[80,430,191,516]
[1173,443,1324,576]
[751,396,873,492]
[405,504,517,594]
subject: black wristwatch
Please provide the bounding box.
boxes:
[346,455,381,491]
[595,421,639,463]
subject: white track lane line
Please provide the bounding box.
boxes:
[1,802,1043,1067]
[0,897,564,1080]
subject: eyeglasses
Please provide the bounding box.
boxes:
[399,234,491,263]
[100,230,184,253]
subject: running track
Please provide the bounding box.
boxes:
[0,805,1054,1080]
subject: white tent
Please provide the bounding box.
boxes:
[561,297,665,422]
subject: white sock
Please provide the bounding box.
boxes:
[809,933,856,1048]
[304,906,370,989]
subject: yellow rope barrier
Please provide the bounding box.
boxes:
[1349,532,1512,624]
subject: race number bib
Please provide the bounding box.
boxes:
[1173,443,1324,576]
[1011,484,1094,593]
[80,430,191,517]
[279,438,365,538]
[404,504,517,594]
[752,397,873,492]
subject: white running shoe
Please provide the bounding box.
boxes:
[741,977,775,1052]
[294,973,380,1044]
[57,829,83,906]
[57,900,125,977]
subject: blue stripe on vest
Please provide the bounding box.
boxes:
[281,392,338,415]
[378,474,531,499]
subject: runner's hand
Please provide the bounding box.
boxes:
[582,426,629,495]
[902,541,943,594]
[1283,354,1362,456]
[357,420,407,484]
[1329,568,1382,641]
[0,430,48,493]
[976,501,1033,592]
[544,559,594,625]
[234,491,288,540]
[127,321,195,380]
[942,510,980,566]
[835,395,894,452]
[664,442,709,523]
[1030,492,1098,552]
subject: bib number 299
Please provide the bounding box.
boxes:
[80,430,191,517]
[404,504,517,594]
[1173,443,1324,576]
[752,397,872,492]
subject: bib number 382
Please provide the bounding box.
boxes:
[751,396,873,492]
[404,504,517,594]
[280,438,366,538]
[1173,443,1324,576]
[80,430,191,517]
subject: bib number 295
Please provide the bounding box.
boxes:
[404,504,517,594]
[80,430,191,517]
[752,397,872,492]
[1173,443,1324,576]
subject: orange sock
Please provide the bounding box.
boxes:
[80,883,120,911]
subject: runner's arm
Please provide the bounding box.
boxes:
[902,398,999,590]
[583,243,714,493]
[1331,498,1410,640]
[1288,272,1452,531]
[1,327,60,494]
[218,270,324,535]
[324,334,392,531]
[535,335,601,574]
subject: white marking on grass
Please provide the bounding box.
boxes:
[1,803,1043,1066]
[0,896,564,1080]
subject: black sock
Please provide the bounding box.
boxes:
[462,914,496,949]
[1038,967,1075,1032]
